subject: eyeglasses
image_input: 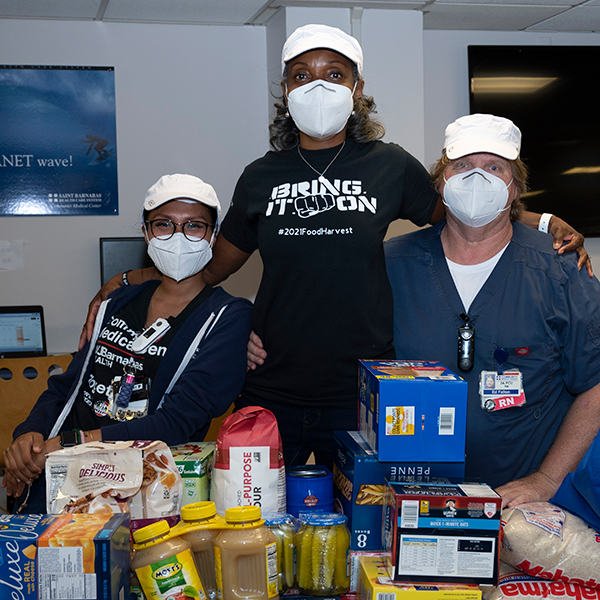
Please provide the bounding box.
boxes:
[145,219,212,242]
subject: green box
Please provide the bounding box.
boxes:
[170,442,215,506]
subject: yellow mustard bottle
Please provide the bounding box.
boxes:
[214,506,279,600]
[132,520,207,600]
[177,501,225,600]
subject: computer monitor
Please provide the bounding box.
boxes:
[0,305,47,358]
[99,237,152,286]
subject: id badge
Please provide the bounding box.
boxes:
[108,375,150,420]
[479,369,526,412]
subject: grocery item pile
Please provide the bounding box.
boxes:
[3,361,599,600]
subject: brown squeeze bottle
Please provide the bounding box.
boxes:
[177,501,225,600]
[214,506,279,600]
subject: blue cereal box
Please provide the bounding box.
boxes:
[333,431,465,550]
[0,513,130,600]
[358,360,467,462]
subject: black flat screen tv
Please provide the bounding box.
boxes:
[468,45,600,236]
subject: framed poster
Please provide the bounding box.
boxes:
[0,65,118,216]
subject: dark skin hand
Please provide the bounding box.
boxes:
[2,429,102,497]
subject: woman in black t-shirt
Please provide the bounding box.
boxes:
[82,26,587,470]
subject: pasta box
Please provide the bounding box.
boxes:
[383,481,501,585]
[333,430,465,550]
[171,441,215,506]
[0,512,130,600]
[358,555,482,600]
[358,360,467,462]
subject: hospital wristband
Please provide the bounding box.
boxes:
[538,213,553,234]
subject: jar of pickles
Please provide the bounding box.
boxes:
[262,513,296,593]
[295,513,350,596]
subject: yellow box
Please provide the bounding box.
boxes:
[358,556,482,600]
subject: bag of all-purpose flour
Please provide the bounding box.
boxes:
[211,406,286,515]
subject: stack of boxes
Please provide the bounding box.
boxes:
[333,359,502,596]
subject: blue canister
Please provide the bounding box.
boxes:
[286,465,334,519]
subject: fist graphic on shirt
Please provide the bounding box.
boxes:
[295,193,335,218]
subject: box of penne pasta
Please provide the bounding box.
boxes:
[333,431,464,551]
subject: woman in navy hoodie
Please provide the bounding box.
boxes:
[3,174,252,513]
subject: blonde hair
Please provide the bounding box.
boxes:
[430,150,529,221]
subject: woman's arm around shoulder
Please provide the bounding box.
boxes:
[80,267,162,349]
[519,211,592,276]
[202,236,253,286]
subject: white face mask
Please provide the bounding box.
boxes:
[146,232,213,282]
[286,80,355,139]
[442,168,512,228]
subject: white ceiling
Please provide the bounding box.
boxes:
[1,0,600,32]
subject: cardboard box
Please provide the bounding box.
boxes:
[171,441,215,506]
[333,431,465,550]
[358,360,467,463]
[0,513,130,600]
[358,556,482,600]
[383,482,501,585]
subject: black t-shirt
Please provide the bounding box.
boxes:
[66,284,215,431]
[220,139,438,408]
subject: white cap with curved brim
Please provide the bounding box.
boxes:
[282,23,363,76]
[143,173,221,234]
[444,113,521,160]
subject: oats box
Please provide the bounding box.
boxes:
[383,482,501,585]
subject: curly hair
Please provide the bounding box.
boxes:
[269,63,385,153]
[429,150,529,221]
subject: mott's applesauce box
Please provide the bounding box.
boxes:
[0,512,130,600]
[358,555,482,600]
[171,442,215,507]
[383,482,501,586]
[358,360,467,462]
[333,431,465,550]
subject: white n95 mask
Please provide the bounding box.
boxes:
[147,232,213,282]
[287,80,355,139]
[442,168,512,228]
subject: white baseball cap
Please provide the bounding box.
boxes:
[282,24,363,76]
[444,114,521,160]
[143,173,221,233]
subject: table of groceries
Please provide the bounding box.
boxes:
[2,361,598,600]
